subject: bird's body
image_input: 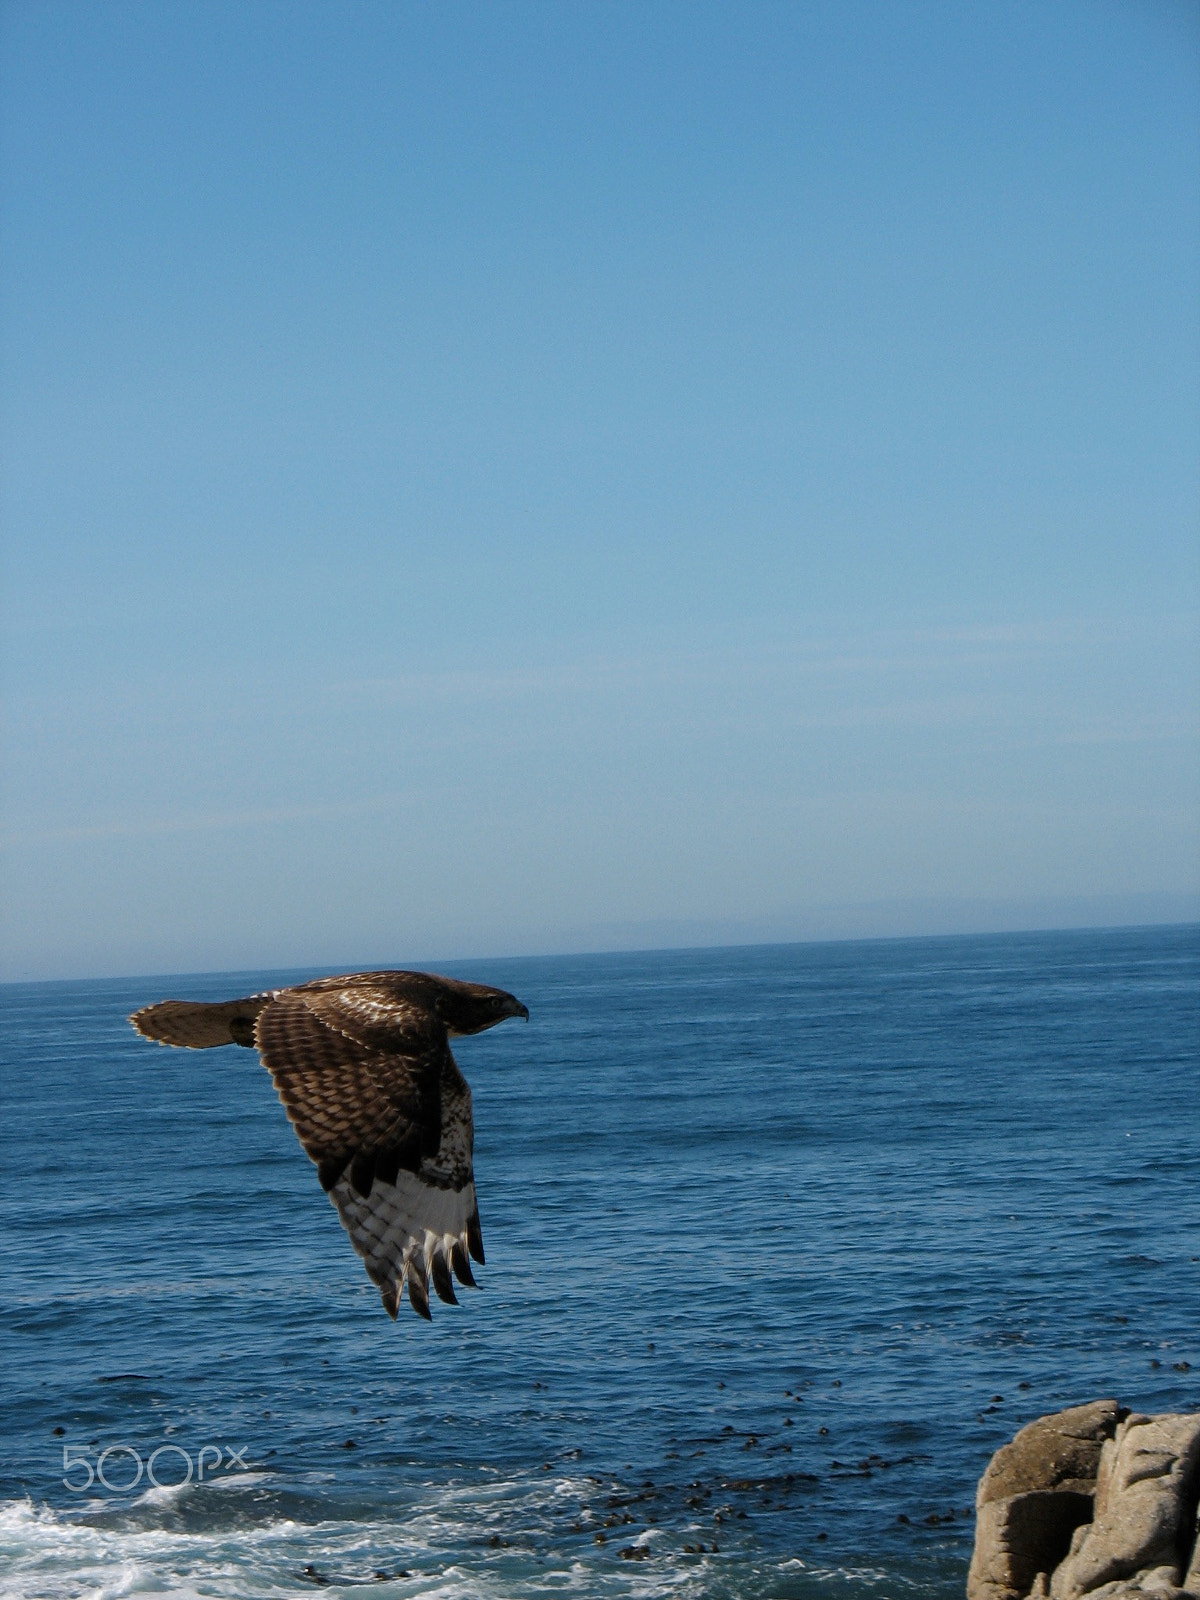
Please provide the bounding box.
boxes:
[130,970,528,1320]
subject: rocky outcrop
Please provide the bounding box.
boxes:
[968,1400,1124,1600]
[1051,1413,1200,1600]
[968,1403,1200,1600]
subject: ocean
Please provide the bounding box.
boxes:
[2,925,1197,1599]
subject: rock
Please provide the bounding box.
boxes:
[1057,1577,1192,1599]
[980,1402,1125,1502]
[1051,1414,1200,1599]
[972,1492,1099,1600]
[968,1401,1123,1600]
[969,1403,1200,1600]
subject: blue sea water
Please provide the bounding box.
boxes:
[1,925,1198,1600]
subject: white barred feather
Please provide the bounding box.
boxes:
[332,1173,481,1318]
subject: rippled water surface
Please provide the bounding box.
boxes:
[2,926,1198,1598]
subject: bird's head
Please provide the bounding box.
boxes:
[435,979,529,1036]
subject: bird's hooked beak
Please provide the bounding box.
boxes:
[506,996,530,1022]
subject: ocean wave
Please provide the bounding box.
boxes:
[0,1491,915,1599]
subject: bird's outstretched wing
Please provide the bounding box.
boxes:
[254,986,483,1319]
[130,994,269,1049]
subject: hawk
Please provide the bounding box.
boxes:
[130,971,528,1320]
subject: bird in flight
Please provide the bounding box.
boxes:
[130,971,528,1321]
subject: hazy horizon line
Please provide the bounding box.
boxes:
[4,902,1196,989]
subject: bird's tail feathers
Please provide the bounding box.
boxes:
[130,995,269,1049]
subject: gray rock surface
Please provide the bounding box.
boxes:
[968,1401,1123,1600]
[969,1403,1200,1600]
[1051,1414,1200,1599]
[1051,1576,1192,1599]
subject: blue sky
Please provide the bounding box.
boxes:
[1,0,1197,981]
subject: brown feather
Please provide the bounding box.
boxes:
[348,1152,375,1199]
[467,1206,486,1266]
[450,1240,477,1288]
[373,1147,401,1188]
[317,1156,346,1193]
[430,1252,458,1305]
[406,1261,432,1320]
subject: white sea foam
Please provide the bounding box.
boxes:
[0,1491,723,1600]
[130,1482,193,1511]
[0,1489,897,1599]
